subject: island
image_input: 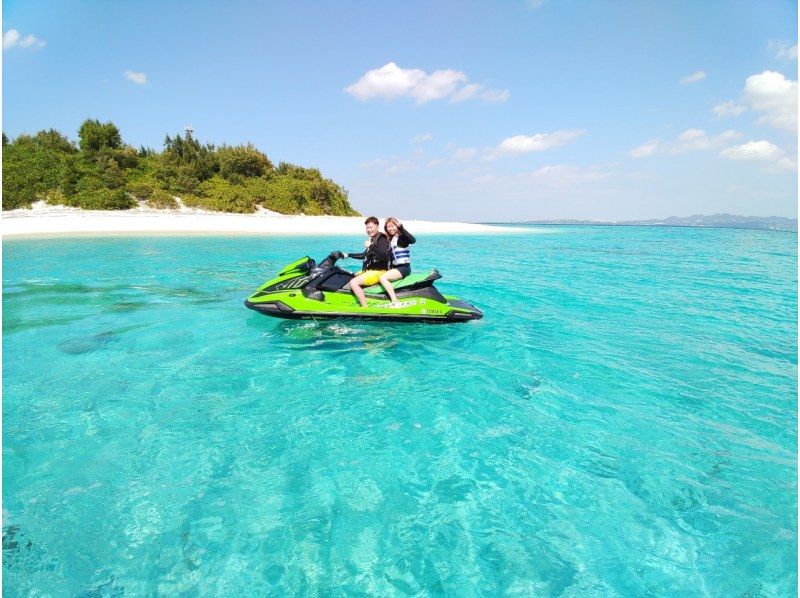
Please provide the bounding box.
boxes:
[3,119,358,216]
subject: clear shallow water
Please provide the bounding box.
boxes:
[3,227,797,596]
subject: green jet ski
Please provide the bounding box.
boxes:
[244,252,483,323]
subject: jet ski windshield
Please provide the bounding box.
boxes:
[278,256,316,276]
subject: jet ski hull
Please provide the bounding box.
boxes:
[244,295,483,322]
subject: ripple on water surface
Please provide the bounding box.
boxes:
[2,228,797,595]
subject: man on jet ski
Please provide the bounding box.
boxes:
[342,216,392,308]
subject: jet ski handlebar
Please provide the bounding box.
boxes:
[319,251,347,268]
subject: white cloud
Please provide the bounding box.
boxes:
[3,29,19,49]
[742,70,797,132]
[771,41,798,61]
[630,138,660,158]
[3,29,45,50]
[480,87,511,103]
[360,156,414,173]
[412,132,433,143]
[630,129,741,158]
[345,62,508,104]
[719,140,782,161]
[360,158,389,169]
[123,70,147,85]
[487,129,586,159]
[387,159,413,173]
[521,164,609,186]
[712,100,746,117]
[450,83,510,103]
[452,147,479,161]
[20,34,39,48]
[766,157,796,172]
[450,83,481,103]
[680,70,707,85]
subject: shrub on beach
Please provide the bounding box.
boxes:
[181,191,255,214]
[45,188,68,206]
[217,144,273,181]
[146,189,179,210]
[127,183,178,210]
[2,130,75,209]
[245,168,357,216]
[127,182,153,200]
[191,176,258,213]
[72,188,136,210]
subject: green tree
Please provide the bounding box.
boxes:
[78,119,122,155]
[33,129,78,154]
[157,133,218,193]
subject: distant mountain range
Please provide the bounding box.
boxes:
[508,214,797,232]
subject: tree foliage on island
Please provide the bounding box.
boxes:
[2,119,358,216]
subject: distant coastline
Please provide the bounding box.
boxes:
[490,214,798,233]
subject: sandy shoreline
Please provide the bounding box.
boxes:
[2,202,523,238]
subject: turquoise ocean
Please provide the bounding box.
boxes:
[3,226,797,595]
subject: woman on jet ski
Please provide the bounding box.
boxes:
[378,217,416,305]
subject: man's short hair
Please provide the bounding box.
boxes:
[364,216,379,226]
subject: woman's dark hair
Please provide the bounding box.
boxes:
[364,216,379,226]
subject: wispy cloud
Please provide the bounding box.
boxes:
[520,164,610,186]
[629,139,660,158]
[411,132,433,143]
[3,29,46,51]
[360,156,414,173]
[765,157,797,172]
[452,147,479,161]
[486,129,586,159]
[680,70,707,85]
[123,70,148,85]
[345,62,509,105]
[360,158,389,169]
[770,41,798,61]
[720,141,795,173]
[630,129,740,157]
[450,83,510,103]
[712,100,746,117]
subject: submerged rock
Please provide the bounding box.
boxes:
[58,331,118,355]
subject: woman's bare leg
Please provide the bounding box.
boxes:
[379,269,403,304]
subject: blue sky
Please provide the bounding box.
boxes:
[3,0,797,221]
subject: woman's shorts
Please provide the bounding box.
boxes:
[395,265,411,278]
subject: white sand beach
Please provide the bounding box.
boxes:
[2,201,520,238]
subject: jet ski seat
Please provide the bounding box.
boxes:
[360,270,442,294]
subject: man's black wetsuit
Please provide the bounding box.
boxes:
[348,234,392,271]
